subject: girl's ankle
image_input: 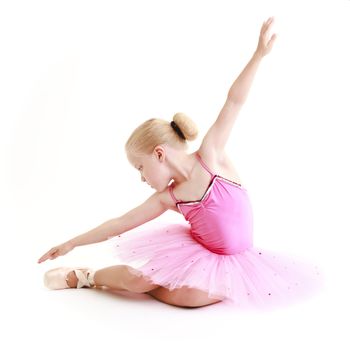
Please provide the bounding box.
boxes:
[66,271,78,288]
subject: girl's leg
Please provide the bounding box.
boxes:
[66,265,223,307]
[67,265,160,293]
[147,286,224,308]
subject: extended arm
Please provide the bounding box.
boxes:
[37,191,168,263]
[68,191,168,247]
[199,17,277,158]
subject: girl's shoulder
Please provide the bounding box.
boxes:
[159,184,181,213]
[159,149,243,213]
[196,147,243,185]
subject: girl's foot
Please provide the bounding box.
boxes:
[66,270,85,288]
[43,267,96,290]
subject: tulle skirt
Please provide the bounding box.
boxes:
[107,221,324,311]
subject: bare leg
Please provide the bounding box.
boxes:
[67,265,160,293]
[147,286,224,308]
[66,265,223,308]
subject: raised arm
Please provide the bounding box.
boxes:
[199,17,277,160]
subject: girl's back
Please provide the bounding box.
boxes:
[162,148,242,212]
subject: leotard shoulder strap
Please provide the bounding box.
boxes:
[195,152,215,178]
[168,182,179,204]
[168,153,215,205]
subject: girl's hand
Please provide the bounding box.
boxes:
[37,241,74,264]
[255,16,277,58]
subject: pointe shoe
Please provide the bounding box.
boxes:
[44,267,96,290]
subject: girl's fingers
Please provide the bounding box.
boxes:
[266,35,277,51]
[263,18,274,33]
[266,17,274,24]
[261,22,266,33]
[41,252,51,260]
[38,248,57,263]
[39,255,49,263]
[262,17,274,30]
[260,18,275,45]
[39,254,48,261]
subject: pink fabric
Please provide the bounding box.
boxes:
[109,152,324,311]
[169,154,253,255]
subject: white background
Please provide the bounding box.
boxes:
[1,0,350,349]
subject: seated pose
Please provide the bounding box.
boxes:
[38,17,323,310]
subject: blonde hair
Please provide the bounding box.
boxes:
[125,112,199,157]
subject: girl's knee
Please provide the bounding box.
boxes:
[147,286,223,307]
[176,288,223,307]
[123,265,160,293]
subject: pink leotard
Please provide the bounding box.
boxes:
[168,152,254,255]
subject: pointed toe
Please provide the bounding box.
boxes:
[43,267,71,290]
[43,267,96,290]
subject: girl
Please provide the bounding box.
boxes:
[38,17,323,310]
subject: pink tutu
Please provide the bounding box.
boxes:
[108,221,324,311]
[109,153,324,311]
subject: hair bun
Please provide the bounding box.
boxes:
[172,112,198,141]
[170,121,186,140]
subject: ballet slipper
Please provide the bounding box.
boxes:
[43,267,96,290]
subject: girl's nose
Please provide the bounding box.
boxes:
[141,176,146,182]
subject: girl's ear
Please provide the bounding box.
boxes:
[154,145,165,160]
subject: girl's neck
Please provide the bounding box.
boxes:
[168,151,197,185]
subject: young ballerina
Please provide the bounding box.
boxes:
[38,17,323,310]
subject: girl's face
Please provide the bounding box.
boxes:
[129,147,171,192]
